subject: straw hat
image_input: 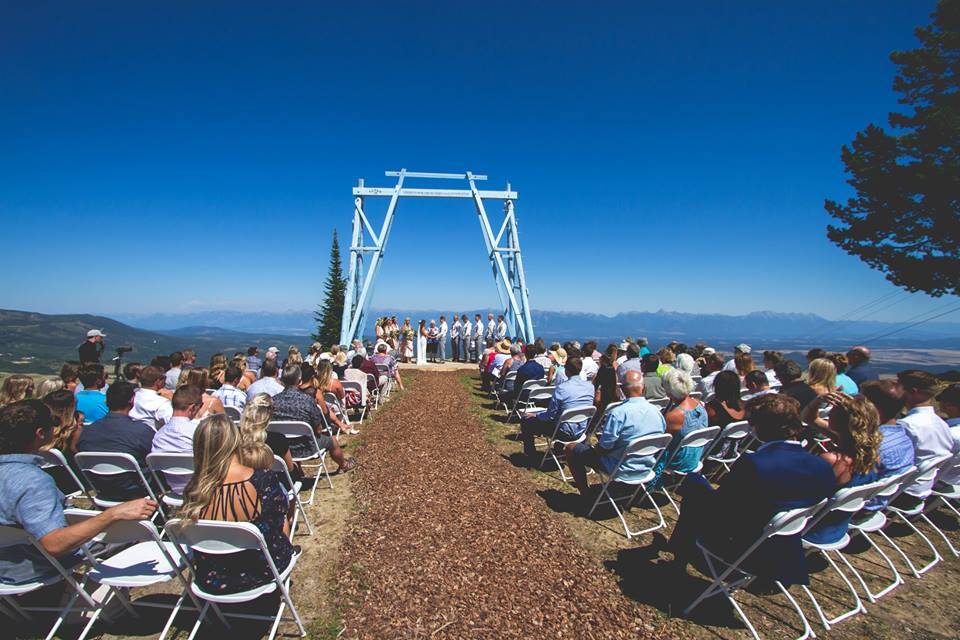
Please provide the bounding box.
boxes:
[496,339,512,354]
[550,347,568,366]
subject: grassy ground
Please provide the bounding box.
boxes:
[462,373,960,640]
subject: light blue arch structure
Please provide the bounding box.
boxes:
[339,169,535,346]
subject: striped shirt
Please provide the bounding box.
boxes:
[212,384,247,411]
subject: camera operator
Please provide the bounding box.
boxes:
[79,329,106,364]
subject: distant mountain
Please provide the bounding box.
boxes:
[0,309,309,374]
[114,307,960,350]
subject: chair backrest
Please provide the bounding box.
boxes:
[607,432,674,482]
[556,405,596,426]
[704,420,753,459]
[518,379,543,395]
[874,465,920,503]
[38,448,89,498]
[266,420,313,439]
[676,425,721,450]
[271,455,298,492]
[341,380,363,395]
[375,363,389,374]
[528,386,555,402]
[820,478,890,520]
[146,452,195,492]
[0,522,97,606]
[689,391,702,400]
[165,518,270,558]
[648,397,670,409]
[64,508,160,546]
[936,454,960,485]
[224,405,242,421]
[766,499,829,538]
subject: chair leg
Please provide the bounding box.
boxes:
[918,510,960,557]
[801,550,866,630]
[837,532,903,602]
[187,602,210,640]
[157,590,188,640]
[885,511,942,576]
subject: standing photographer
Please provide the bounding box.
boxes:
[79,329,105,364]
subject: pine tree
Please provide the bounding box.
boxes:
[824,0,960,297]
[313,230,346,347]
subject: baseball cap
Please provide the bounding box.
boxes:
[267,346,279,354]
[736,343,752,354]
[619,341,629,351]
[702,347,716,356]
[87,329,106,338]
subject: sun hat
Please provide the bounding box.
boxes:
[702,347,716,356]
[496,339,512,354]
[551,347,568,366]
[735,343,752,354]
[87,329,106,338]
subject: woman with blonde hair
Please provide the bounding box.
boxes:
[35,377,65,397]
[208,353,228,389]
[238,393,302,481]
[179,414,296,594]
[177,368,225,417]
[230,353,255,390]
[734,352,755,379]
[42,389,83,455]
[284,346,303,368]
[806,358,837,396]
[0,374,34,407]
[315,359,345,402]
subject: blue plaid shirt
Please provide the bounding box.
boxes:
[866,421,916,511]
[212,384,247,411]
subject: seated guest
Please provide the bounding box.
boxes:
[297,364,354,435]
[509,344,546,403]
[316,360,346,402]
[231,353,256,389]
[859,380,915,511]
[846,346,879,385]
[130,365,174,429]
[580,341,599,380]
[775,359,817,409]
[616,343,643,385]
[734,352,755,381]
[651,369,709,487]
[722,344,751,372]
[76,382,158,501]
[706,370,745,428]
[485,341,512,388]
[762,350,782,386]
[246,359,283,400]
[497,344,525,395]
[179,414,295,595]
[641,354,665,400]
[803,395,881,544]
[372,343,404,391]
[637,337,651,357]
[593,344,619,411]
[0,400,157,585]
[566,369,666,497]
[343,356,371,407]
[245,346,263,376]
[212,365,248,412]
[828,352,859,395]
[178,368,225,418]
[164,351,184,391]
[519,357,594,460]
[75,365,108,424]
[547,347,569,386]
[238,393,302,482]
[59,362,81,394]
[150,385,205,495]
[938,384,960,429]
[896,370,958,503]
[806,347,827,364]
[656,348,676,377]
[675,353,697,378]
[272,365,357,472]
[355,352,382,393]
[35,378,64,398]
[695,353,723,399]
[533,340,553,370]
[667,394,837,586]
[742,369,776,401]
[806,358,837,396]
[41,389,83,456]
[123,362,142,386]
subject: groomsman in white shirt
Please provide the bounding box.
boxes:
[438,316,449,363]
[460,314,472,362]
[485,313,495,341]
[450,314,461,363]
[474,314,484,362]
[495,315,508,340]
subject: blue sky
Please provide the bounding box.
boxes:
[2,1,956,322]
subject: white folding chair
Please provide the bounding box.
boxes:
[63,509,203,640]
[0,524,98,640]
[366,374,381,409]
[658,425,722,514]
[38,448,91,503]
[881,455,952,577]
[586,432,674,538]
[271,456,313,537]
[164,519,306,640]
[703,420,754,479]
[323,391,350,427]
[919,455,960,557]
[375,364,392,401]
[340,380,367,423]
[146,453,195,510]
[74,451,165,520]
[266,421,332,506]
[689,391,702,400]
[506,379,544,423]
[648,397,670,409]
[538,405,597,481]
[685,500,828,640]
[844,466,915,601]
[493,371,517,409]
[224,406,242,422]
[798,480,890,630]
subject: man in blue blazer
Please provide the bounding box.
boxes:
[668,393,837,586]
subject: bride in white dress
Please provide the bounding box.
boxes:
[416,319,427,365]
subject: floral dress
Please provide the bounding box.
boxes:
[193,469,295,594]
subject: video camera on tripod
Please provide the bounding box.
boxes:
[113,346,133,381]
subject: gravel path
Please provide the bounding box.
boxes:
[339,371,672,639]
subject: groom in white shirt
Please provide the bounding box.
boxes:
[495,315,508,341]
[450,314,461,363]
[438,316,449,363]
[474,314,484,363]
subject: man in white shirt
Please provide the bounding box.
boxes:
[742,370,778,401]
[580,351,599,381]
[438,316,449,363]
[474,315,484,362]
[937,385,960,430]
[485,313,495,341]
[762,350,783,387]
[495,315,507,341]
[450,315,461,363]
[723,344,751,372]
[695,353,724,400]
[164,351,184,390]
[458,314,471,363]
[246,360,283,400]
[130,365,173,430]
[150,385,203,495]
[897,370,958,501]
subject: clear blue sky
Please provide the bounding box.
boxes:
[2,1,955,322]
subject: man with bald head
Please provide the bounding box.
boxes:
[846,346,879,385]
[565,369,667,498]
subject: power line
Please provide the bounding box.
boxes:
[808,290,910,341]
[855,302,960,344]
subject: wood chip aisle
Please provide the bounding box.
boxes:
[339,371,673,639]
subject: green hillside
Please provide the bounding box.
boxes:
[0,309,311,374]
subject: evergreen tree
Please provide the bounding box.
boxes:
[824,0,959,297]
[314,230,346,347]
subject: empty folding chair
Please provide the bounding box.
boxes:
[340,380,366,423]
[684,500,828,640]
[164,519,307,640]
[648,397,670,409]
[538,405,597,481]
[798,480,891,631]
[0,523,99,640]
[586,432,674,538]
[266,421,332,506]
[658,425,722,514]
[63,508,201,640]
[146,452,195,510]
[703,420,753,479]
[75,451,165,520]
[880,455,953,577]
[224,406,242,422]
[271,456,313,537]
[38,448,90,503]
